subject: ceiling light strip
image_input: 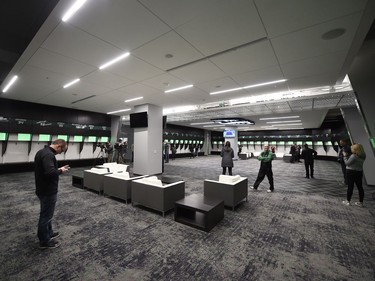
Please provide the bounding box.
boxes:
[62,0,87,22]
[99,52,130,70]
[210,79,287,95]
[125,97,143,103]
[259,116,300,120]
[63,78,80,88]
[107,108,131,114]
[2,75,18,93]
[266,120,301,124]
[164,84,194,93]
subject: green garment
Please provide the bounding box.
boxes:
[257,151,273,162]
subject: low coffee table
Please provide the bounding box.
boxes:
[174,194,224,232]
[72,172,84,188]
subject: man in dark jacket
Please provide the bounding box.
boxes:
[34,139,69,249]
[338,139,351,184]
[251,144,274,192]
[301,144,317,178]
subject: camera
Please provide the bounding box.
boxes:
[97,143,106,150]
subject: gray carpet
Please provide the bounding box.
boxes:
[1,156,374,280]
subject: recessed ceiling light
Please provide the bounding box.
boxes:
[322,28,346,40]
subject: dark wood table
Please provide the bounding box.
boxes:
[174,194,224,232]
[72,172,84,188]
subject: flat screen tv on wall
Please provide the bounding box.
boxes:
[130,112,148,128]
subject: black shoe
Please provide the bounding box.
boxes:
[51,232,60,240]
[39,240,60,249]
[311,176,314,178]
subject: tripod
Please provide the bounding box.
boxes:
[92,148,106,167]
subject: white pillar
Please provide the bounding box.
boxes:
[133,104,163,175]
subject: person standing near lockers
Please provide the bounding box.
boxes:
[251,144,274,192]
[301,144,317,178]
[338,139,351,185]
[221,141,234,175]
[34,139,70,249]
[342,143,366,207]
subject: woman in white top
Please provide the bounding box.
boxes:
[343,143,366,207]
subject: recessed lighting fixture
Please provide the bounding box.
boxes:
[2,75,18,93]
[62,0,87,22]
[125,97,143,103]
[107,108,131,114]
[322,28,346,40]
[164,84,194,93]
[259,115,300,121]
[210,79,287,95]
[63,78,80,88]
[99,52,130,70]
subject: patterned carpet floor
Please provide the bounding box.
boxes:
[1,156,374,280]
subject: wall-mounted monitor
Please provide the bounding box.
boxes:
[193,140,196,144]
[100,136,109,143]
[39,134,51,142]
[87,136,97,142]
[170,140,174,144]
[0,132,8,141]
[73,135,83,142]
[180,140,184,143]
[200,141,203,144]
[189,140,192,144]
[130,112,148,128]
[18,133,32,141]
[223,129,235,138]
[57,135,68,141]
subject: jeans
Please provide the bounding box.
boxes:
[37,194,57,243]
[346,170,364,202]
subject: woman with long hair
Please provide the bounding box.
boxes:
[221,141,234,175]
[343,143,366,207]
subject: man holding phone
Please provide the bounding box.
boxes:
[34,139,69,249]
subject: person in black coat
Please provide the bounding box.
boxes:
[338,139,351,184]
[221,141,234,175]
[301,144,317,178]
[34,139,70,249]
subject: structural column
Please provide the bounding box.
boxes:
[133,104,163,175]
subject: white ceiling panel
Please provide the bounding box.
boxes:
[255,0,368,38]
[271,13,363,64]
[195,77,240,94]
[287,73,338,90]
[139,0,219,29]
[140,73,188,92]
[41,24,124,67]
[169,60,227,84]
[67,0,171,51]
[175,0,266,56]
[105,55,164,82]
[232,66,285,87]
[281,51,348,80]
[81,71,134,91]
[28,48,96,77]
[132,31,204,71]
[210,40,279,75]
